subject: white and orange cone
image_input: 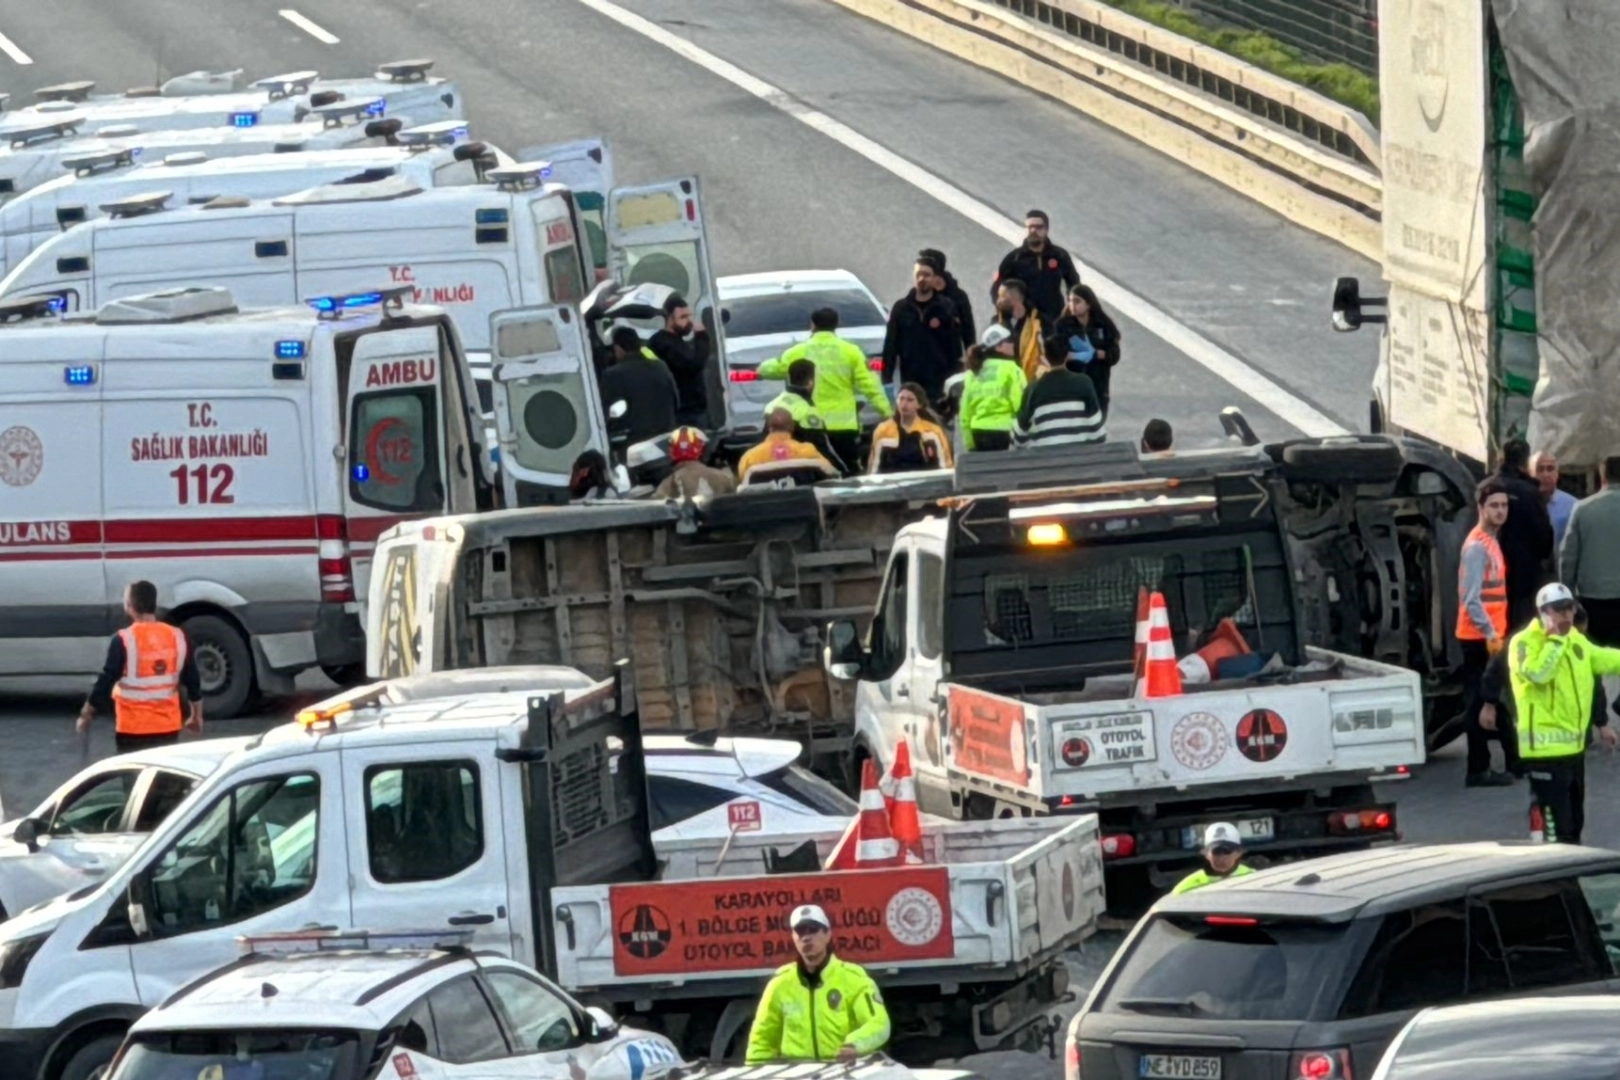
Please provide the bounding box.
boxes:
[825,758,901,870]
[1136,591,1183,699]
[880,742,925,864]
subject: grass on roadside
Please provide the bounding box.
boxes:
[1105,0,1381,122]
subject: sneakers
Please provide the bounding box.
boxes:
[1466,771,1516,788]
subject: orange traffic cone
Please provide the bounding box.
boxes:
[823,758,900,870]
[1136,592,1183,698]
[1178,618,1251,684]
[1530,803,1546,844]
[880,743,925,864]
[1131,587,1151,687]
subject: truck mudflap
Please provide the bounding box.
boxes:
[548,818,1102,994]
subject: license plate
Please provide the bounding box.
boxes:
[1182,817,1275,850]
[1139,1055,1221,1079]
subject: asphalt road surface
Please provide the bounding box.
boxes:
[0,0,1378,448]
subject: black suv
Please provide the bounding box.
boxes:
[1066,843,1620,1080]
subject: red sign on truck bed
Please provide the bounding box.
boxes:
[608,867,955,976]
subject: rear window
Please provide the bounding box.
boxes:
[758,766,858,816]
[1098,916,1355,1021]
[724,288,884,339]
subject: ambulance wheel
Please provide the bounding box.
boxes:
[59,1035,123,1080]
[183,614,255,719]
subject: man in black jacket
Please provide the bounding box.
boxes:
[881,260,962,405]
[646,292,711,426]
[919,248,975,351]
[599,326,679,444]
[1014,336,1107,447]
[990,209,1081,322]
[1496,438,1555,628]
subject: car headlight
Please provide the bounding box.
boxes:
[0,932,48,990]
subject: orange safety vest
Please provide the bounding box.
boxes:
[112,621,187,735]
[1456,526,1508,641]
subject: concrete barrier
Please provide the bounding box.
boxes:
[824,0,1384,260]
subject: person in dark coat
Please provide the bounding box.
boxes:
[1049,285,1122,417]
[598,326,679,445]
[1495,437,1555,628]
[881,259,962,405]
[645,292,712,426]
[989,209,1081,322]
[918,248,975,351]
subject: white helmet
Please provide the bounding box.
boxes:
[1537,582,1576,610]
[1204,822,1243,850]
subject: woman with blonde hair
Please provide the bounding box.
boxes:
[869,382,954,473]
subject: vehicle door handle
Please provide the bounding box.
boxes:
[449,912,496,926]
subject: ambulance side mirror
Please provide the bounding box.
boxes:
[584,1006,619,1042]
[12,817,39,853]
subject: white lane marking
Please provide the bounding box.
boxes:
[570,0,1348,437]
[0,30,33,65]
[278,9,341,44]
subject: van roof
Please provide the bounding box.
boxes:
[1154,842,1620,921]
[0,286,451,337]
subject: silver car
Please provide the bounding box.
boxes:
[719,269,891,438]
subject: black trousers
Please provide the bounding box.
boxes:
[1528,754,1586,844]
[115,730,181,754]
[1462,640,1519,776]
[1582,596,1620,648]
[825,431,861,477]
[971,430,1012,452]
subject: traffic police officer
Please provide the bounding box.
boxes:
[1171,822,1256,894]
[758,306,891,476]
[78,580,203,753]
[746,903,891,1064]
[1509,582,1620,843]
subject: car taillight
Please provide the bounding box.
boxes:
[1205,915,1259,927]
[729,370,759,382]
[1100,834,1135,859]
[1327,809,1395,835]
[1064,1031,1080,1080]
[316,515,356,603]
[1290,1049,1353,1080]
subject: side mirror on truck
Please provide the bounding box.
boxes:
[1331,275,1386,332]
[824,618,866,680]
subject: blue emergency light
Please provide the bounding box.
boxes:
[63,364,95,386]
[276,340,307,359]
[367,101,387,117]
[475,208,508,224]
[308,291,383,313]
[352,463,371,482]
[230,111,260,128]
[46,296,67,314]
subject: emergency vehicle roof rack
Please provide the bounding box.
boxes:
[487,161,553,191]
[33,80,96,103]
[274,174,423,205]
[376,59,436,83]
[4,115,86,147]
[398,120,468,149]
[160,150,209,167]
[96,286,240,325]
[237,928,475,958]
[252,70,320,100]
[302,284,415,321]
[61,147,139,176]
[100,190,173,219]
[0,295,64,324]
[311,97,385,128]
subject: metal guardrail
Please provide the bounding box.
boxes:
[826,0,1384,257]
[1195,0,1378,76]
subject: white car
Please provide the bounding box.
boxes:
[644,734,857,841]
[0,739,246,922]
[719,269,892,437]
[104,928,684,1080]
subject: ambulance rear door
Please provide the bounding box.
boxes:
[338,319,477,596]
[606,177,728,430]
[487,304,604,507]
[519,138,613,278]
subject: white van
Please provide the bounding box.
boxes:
[0,285,492,717]
[0,163,732,494]
[18,60,461,135]
[0,100,400,202]
[0,123,509,276]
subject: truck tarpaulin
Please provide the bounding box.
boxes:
[608,868,955,976]
[1492,0,1620,467]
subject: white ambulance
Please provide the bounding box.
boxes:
[0,99,401,203]
[18,59,461,134]
[0,123,509,276]
[0,284,493,718]
[0,160,733,497]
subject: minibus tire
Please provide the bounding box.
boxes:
[182,614,254,719]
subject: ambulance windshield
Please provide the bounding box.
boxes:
[115,1029,361,1080]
